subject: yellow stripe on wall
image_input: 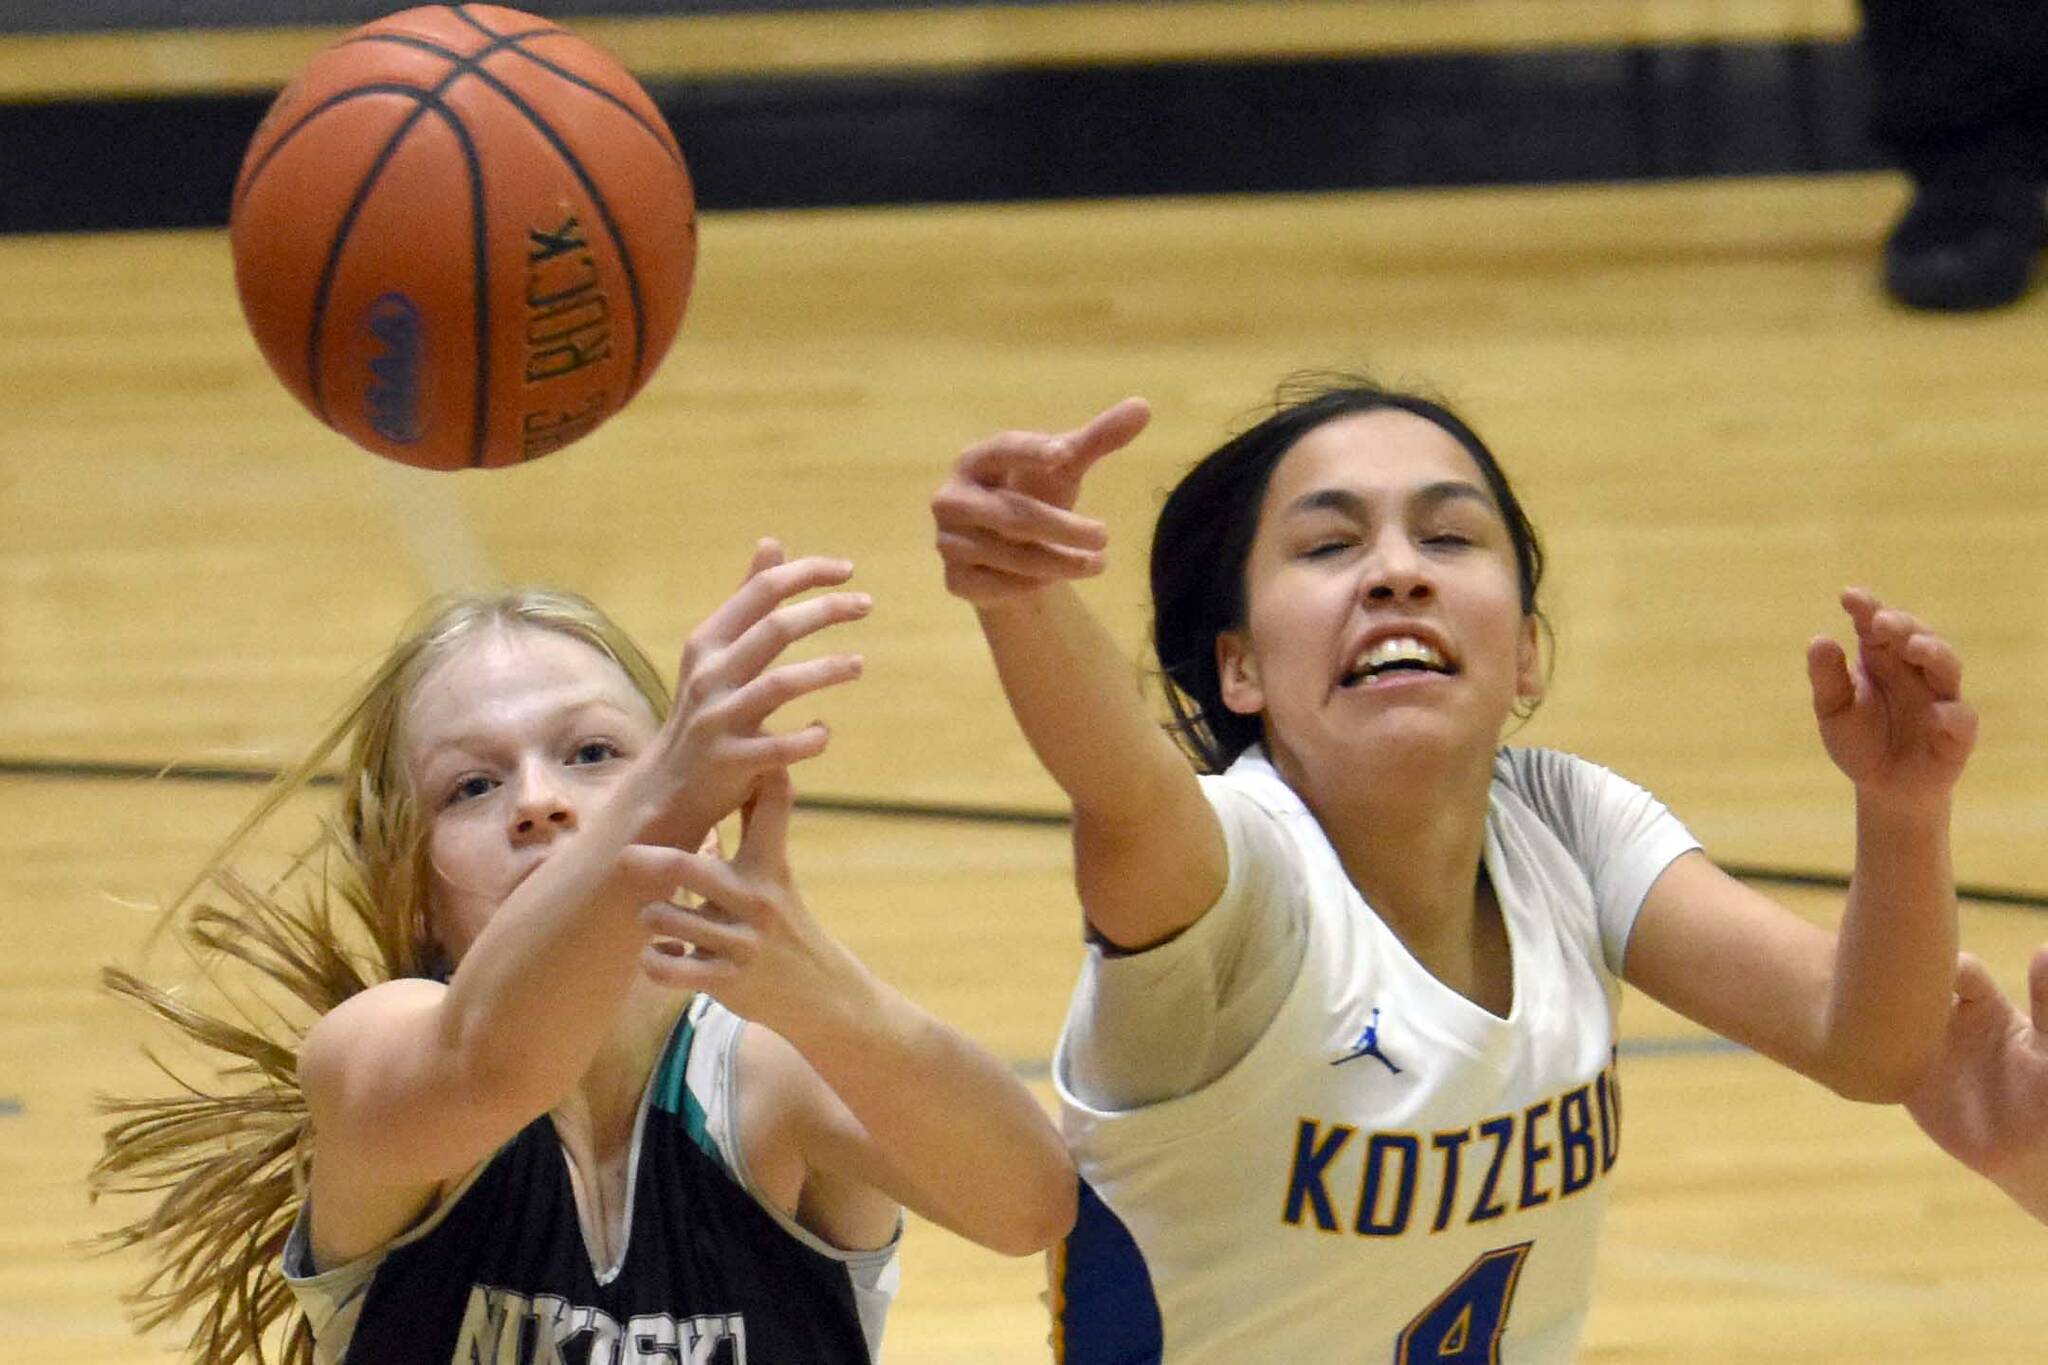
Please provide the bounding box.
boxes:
[0,0,1859,102]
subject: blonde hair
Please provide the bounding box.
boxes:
[91,587,670,1365]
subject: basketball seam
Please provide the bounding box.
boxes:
[232,32,547,213]
[458,69,653,406]
[291,32,540,460]
[248,15,681,466]
[234,83,430,219]
[346,28,679,405]
[304,91,440,424]
[351,27,660,415]
[301,52,509,465]
[343,28,563,62]
[451,3,687,171]
[458,99,491,469]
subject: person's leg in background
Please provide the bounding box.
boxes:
[1861,0,2048,310]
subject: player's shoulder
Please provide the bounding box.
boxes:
[684,990,744,1051]
[1198,744,1309,823]
[1493,745,1646,809]
[1494,743,1601,783]
[299,977,447,1086]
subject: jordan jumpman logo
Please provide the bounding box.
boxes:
[1331,1007,1402,1074]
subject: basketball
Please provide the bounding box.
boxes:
[229,4,696,470]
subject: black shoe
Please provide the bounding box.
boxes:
[1882,177,2047,311]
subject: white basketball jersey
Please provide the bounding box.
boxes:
[1049,747,1697,1364]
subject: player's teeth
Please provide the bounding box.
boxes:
[1358,636,1446,674]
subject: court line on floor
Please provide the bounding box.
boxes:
[0,1054,1739,1110]
[6,756,2044,912]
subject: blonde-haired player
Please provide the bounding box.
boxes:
[96,548,1074,1365]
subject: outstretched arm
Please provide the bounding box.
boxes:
[640,771,1077,1255]
[1626,589,1975,1102]
[1906,945,2048,1223]
[932,399,1225,949]
[299,544,869,1257]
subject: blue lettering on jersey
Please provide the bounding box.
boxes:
[1283,1120,1356,1231]
[1428,1130,1472,1232]
[1469,1116,1515,1223]
[1557,1086,1598,1195]
[1518,1099,1555,1211]
[1353,1133,1421,1237]
[1282,1053,1623,1240]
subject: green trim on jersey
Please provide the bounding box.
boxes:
[652,1007,721,1167]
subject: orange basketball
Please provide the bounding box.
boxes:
[230,4,696,470]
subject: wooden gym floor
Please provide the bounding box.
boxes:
[2,2,2044,1362]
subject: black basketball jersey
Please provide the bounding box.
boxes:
[285,997,897,1365]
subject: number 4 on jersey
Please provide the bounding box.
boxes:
[1396,1243,1532,1364]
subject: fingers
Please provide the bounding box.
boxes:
[642,898,752,958]
[641,936,736,990]
[1805,636,1855,720]
[1900,629,1964,701]
[688,555,858,660]
[1952,950,1999,1005]
[1838,586,1879,636]
[954,397,1151,486]
[1852,588,1957,677]
[931,478,1111,603]
[636,852,773,989]
[935,526,1103,582]
[933,482,1110,555]
[612,844,695,906]
[641,846,760,928]
[674,565,870,754]
[735,767,794,871]
[2030,944,2048,1034]
[707,591,872,697]
[1836,587,1966,701]
[1061,397,1152,472]
[717,654,865,735]
[711,723,835,769]
[1924,699,1979,768]
[936,401,1141,603]
[743,536,787,584]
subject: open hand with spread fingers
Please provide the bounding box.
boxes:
[931,397,1150,605]
[1805,588,1977,812]
[636,769,870,1038]
[1906,945,2048,1225]
[635,538,869,847]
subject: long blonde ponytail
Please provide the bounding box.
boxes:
[91,587,670,1364]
